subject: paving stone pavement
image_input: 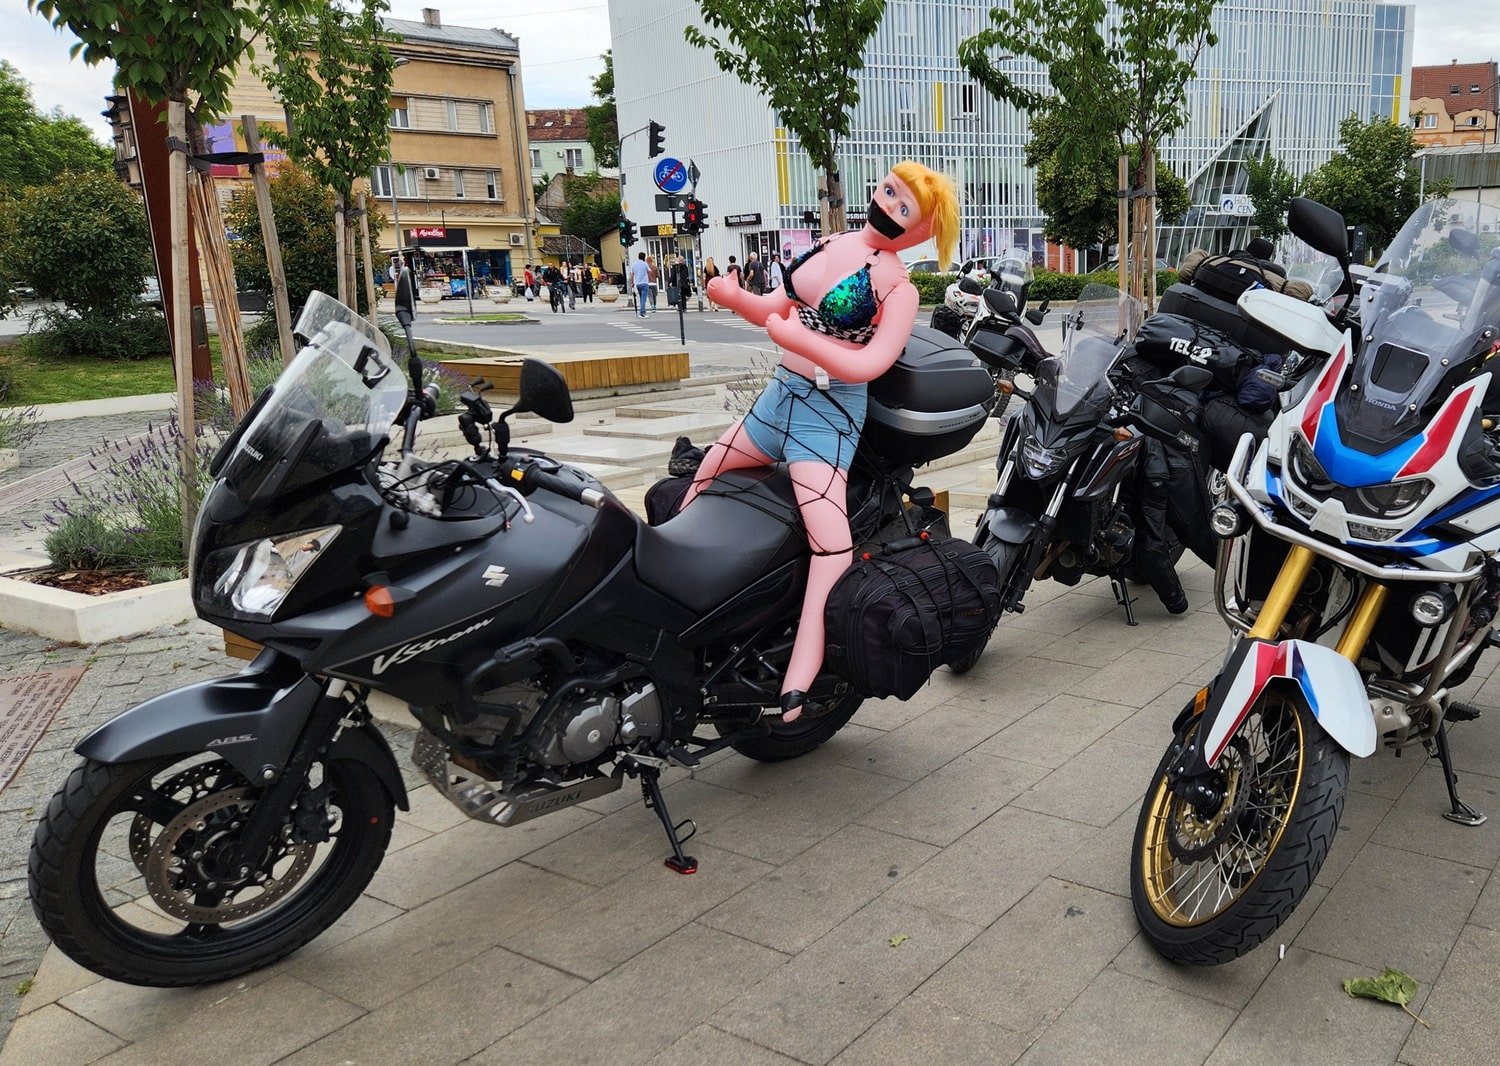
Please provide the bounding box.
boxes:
[6,386,1500,1062]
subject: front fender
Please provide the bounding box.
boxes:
[985,506,1039,545]
[1189,638,1376,771]
[76,650,319,783]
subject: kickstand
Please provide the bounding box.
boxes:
[1434,723,1487,827]
[1110,575,1139,626]
[638,767,699,874]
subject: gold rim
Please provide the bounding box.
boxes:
[1139,693,1307,928]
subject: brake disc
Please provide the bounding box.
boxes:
[128,762,247,874]
[143,786,315,923]
[1166,737,1252,863]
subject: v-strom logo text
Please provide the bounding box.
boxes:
[371,618,493,675]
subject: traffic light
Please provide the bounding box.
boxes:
[682,198,707,235]
[619,217,636,247]
[648,120,666,158]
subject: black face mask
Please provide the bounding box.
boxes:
[867,196,907,240]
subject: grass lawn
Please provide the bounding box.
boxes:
[434,313,531,324]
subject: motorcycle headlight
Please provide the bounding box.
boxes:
[1286,434,1334,496]
[1352,478,1433,519]
[1020,436,1070,480]
[200,525,341,619]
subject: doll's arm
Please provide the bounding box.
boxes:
[707,277,794,326]
[765,283,920,383]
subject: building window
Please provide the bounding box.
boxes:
[1451,84,1461,94]
[446,99,459,131]
[390,106,410,129]
[1425,113,1437,128]
[480,103,492,134]
[961,83,977,115]
[486,171,499,200]
[371,165,418,198]
[530,148,541,169]
[1473,84,1483,93]
[453,170,467,198]
[565,148,584,169]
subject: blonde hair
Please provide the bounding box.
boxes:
[891,160,959,270]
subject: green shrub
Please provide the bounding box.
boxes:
[910,272,953,305]
[44,512,135,570]
[25,306,169,361]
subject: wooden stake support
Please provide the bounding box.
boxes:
[168,100,200,553]
[242,115,297,366]
[189,168,252,418]
[356,190,379,317]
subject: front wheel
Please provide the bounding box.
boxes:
[29,752,393,987]
[948,536,1024,675]
[1130,691,1347,965]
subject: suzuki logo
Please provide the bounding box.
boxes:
[482,565,510,588]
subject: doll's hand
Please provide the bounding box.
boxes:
[707,276,741,309]
[764,309,801,349]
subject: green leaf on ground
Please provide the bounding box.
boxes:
[1342,967,1429,1028]
[888,935,909,948]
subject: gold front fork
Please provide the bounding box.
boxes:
[1245,543,1388,663]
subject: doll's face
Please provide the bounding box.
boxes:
[866,172,932,251]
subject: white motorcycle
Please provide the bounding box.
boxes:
[1131,195,1500,965]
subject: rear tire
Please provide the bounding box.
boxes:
[1130,692,1346,965]
[728,689,863,762]
[29,753,392,987]
[947,536,1024,674]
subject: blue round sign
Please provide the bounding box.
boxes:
[654,157,688,193]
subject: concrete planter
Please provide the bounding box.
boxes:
[490,291,512,305]
[597,284,620,303]
[0,573,192,643]
[0,448,17,474]
[420,288,443,304]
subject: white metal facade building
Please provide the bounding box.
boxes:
[609,0,1413,269]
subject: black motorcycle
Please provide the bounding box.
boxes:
[27,284,997,988]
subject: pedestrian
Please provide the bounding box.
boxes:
[568,262,579,309]
[702,256,721,310]
[767,253,784,293]
[646,255,660,311]
[630,252,651,317]
[523,264,536,301]
[725,255,741,289]
[667,254,691,310]
[743,252,767,295]
[581,267,594,304]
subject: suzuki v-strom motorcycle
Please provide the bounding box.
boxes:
[1130,196,1500,965]
[28,288,997,988]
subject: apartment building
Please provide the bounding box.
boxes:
[528,108,615,181]
[216,7,535,282]
[1410,61,1499,147]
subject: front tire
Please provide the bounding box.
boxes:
[948,536,1024,675]
[29,752,393,987]
[1130,691,1347,965]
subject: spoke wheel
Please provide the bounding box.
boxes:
[30,752,392,987]
[1130,691,1346,965]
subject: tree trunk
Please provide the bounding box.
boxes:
[334,191,350,304]
[1140,147,1158,314]
[1117,155,1129,297]
[167,101,199,559]
[819,154,848,236]
[357,190,379,319]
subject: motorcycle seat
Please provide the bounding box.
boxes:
[635,468,807,613]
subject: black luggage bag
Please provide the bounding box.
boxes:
[824,534,1002,700]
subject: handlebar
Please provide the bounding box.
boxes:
[499,457,607,509]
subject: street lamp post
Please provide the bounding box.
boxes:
[388,57,410,275]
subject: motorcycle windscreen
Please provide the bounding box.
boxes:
[1332,199,1500,454]
[1031,335,1120,422]
[219,293,408,503]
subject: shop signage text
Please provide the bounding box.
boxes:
[725,213,762,227]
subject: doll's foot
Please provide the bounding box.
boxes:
[775,690,820,723]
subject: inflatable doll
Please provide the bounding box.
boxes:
[684,161,959,721]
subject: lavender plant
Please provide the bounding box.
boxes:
[0,383,42,451]
[42,417,218,578]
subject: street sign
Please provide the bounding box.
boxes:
[655,193,687,212]
[688,159,701,186]
[654,157,688,193]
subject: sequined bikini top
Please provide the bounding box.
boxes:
[784,239,882,344]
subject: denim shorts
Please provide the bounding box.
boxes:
[742,367,867,470]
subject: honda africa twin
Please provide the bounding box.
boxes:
[1131,196,1500,966]
[27,281,997,988]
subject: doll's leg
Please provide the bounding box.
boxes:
[679,417,774,510]
[781,460,852,722]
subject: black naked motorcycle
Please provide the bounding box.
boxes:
[949,286,1213,672]
[27,281,997,988]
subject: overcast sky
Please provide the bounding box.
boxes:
[0,1,1492,144]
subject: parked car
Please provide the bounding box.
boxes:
[136,276,162,307]
[904,259,942,274]
[1098,257,1174,273]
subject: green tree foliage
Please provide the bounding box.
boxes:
[1301,115,1427,254]
[0,61,112,192]
[561,174,622,240]
[223,164,380,323]
[258,1,398,203]
[584,51,619,170]
[1245,152,1297,243]
[1026,113,1189,252]
[30,1,318,121]
[12,171,152,317]
[0,196,21,320]
[686,0,886,232]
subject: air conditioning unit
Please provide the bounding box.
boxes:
[1481,222,1497,234]
[422,166,441,180]
[509,233,524,246]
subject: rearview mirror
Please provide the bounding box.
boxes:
[393,264,416,327]
[1287,197,1349,260]
[515,359,574,424]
